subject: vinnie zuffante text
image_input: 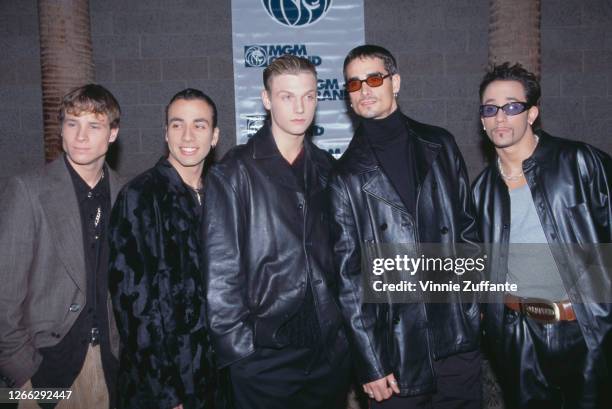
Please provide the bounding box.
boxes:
[370,255,518,293]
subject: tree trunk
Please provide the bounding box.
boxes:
[488,0,541,77]
[38,0,94,162]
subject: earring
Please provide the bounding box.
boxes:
[483,125,486,131]
[393,92,398,98]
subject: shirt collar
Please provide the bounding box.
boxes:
[64,154,110,203]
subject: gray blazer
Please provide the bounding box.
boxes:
[0,157,123,388]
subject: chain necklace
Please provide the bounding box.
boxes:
[92,169,104,228]
[94,206,101,227]
[193,187,202,205]
[497,134,539,181]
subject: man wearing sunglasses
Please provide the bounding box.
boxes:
[330,44,481,408]
[472,62,612,408]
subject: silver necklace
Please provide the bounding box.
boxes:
[497,134,539,181]
[94,206,101,227]
[92,169,104,227]
[193,187,202,205]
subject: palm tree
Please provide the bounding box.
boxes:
[488,0,541,76]
[38,0,94,162]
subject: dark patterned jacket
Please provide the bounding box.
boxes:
[109,158,224,409]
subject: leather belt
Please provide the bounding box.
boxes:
[504,294,576,323]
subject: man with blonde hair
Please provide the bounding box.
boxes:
[0,84,123,408]
[201,54,350,409]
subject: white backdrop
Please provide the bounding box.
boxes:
[231,0,365,157]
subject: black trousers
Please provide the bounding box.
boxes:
[492,308,611,409]
[229,346,350,409]
[370,350,482,409]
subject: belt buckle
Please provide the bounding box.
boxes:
[90,327,100,346]
[520,299,560,323]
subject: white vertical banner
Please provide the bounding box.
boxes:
[231,0,365,156]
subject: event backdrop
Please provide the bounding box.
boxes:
[231,0,365,157]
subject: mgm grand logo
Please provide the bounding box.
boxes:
[262,0,332,27]
[244,114,324,138]
[244,44,322,68]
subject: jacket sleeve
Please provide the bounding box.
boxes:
[201,168,254,368]
[449,137,480,246]
[108,188,183,408]
[0,177,42,388]
[329,173,392,384]
[582,146,612,242]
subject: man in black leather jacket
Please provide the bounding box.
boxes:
[472,62,612,408]
[201,55,349,409]
[330,44,481,408]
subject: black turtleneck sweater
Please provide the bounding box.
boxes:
[362,108,418,216]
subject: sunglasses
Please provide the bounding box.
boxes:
[346,73,391,93]
[479,101,531,118]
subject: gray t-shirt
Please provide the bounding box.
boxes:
[507,184,568,301]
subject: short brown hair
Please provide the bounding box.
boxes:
[59,84,121,129]
[262,54,317,91]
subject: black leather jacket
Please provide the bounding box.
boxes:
[472,131,612,372]
[330,114,480,396]
[201,124,348,369]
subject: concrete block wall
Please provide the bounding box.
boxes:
[0,0,44,181]
[540,0,612,152]
[366,0,490,179]
[88,0,235,177]
[0,0,611,185]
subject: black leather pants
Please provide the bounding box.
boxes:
[491,307,611,409]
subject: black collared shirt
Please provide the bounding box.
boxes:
[32,156,113,393]
[276,145,321,348]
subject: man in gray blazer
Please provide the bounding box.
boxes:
[0,84,123,409]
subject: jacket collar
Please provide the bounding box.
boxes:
[343,113,441,187]
[40,156,122,291]
[250,121,331,194]
[154,156,198,189]
[252,120,281,160]
[522,130,556,173]
[40,157,87,291]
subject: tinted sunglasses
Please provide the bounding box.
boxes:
[479,101,531,118]
[346,73,391,93]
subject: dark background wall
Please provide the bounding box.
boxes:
[1,0,611,185]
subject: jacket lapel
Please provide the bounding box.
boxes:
[252,123,302,192]
[362,171,408,214]
[304,139,329,199]
[108,168,122,205]
[39,159,86,291]
[360,116,442,214]
[409,126,441,189]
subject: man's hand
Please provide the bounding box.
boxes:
[362,373,400,402]
[172,405,183,409]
